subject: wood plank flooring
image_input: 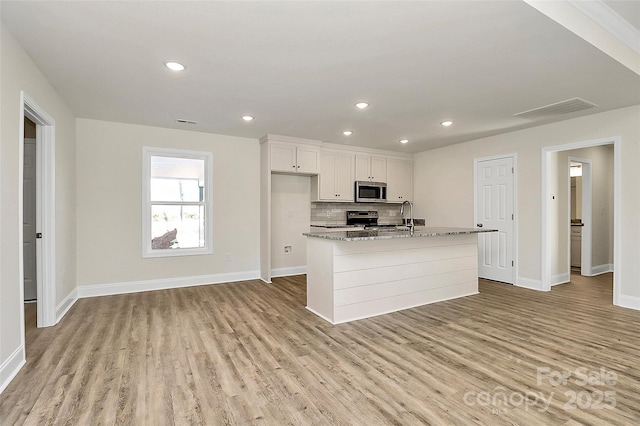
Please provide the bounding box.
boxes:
[1,273,639,425]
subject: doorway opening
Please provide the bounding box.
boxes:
[20,92,56,331]
[23,117,38,303]
[567,157,596,278]
[541,137,620,305]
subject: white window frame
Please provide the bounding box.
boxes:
[142,146,213,258]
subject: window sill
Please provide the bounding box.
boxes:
[142,247,213,258]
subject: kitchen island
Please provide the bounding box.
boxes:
[303,227,496,324]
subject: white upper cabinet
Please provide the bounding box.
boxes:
[313,151,355,201]
[334,153,355,200]
[296,144,322,174]
[386,158,413,203]
[270,141,321,174]
[270,142,296,172]
[355,154,387,182]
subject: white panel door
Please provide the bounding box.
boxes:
[476,156,514,284]
[23,138,37,301]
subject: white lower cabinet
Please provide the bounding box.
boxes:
[308,226,364,233]
[305,234,479,324]
[571,226,582,267]
[312,151,354,201]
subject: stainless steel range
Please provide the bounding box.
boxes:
[346,211,399,230]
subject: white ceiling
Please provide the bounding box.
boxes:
[2,1,639,153]
[604,1,640,30]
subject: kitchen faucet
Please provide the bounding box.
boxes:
[400,201,414,234]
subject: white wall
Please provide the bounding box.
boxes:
[1,27,77,384]
[270,174,310,274]
[413,105,640,303]
[75,119,260,288]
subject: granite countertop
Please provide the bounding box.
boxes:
[309,224,362,228]
[303,227,497,241]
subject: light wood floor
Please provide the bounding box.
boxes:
[1,273,639,425]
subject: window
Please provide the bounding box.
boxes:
[142,147,213,257]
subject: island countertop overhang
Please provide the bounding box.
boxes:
[303,226,497,242]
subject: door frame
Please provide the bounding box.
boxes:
[20,92,56,328]
[567,156,592,277]
[473,153,518,284]
[541,136,620,303]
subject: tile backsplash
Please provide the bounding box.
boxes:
[311,202,405,226]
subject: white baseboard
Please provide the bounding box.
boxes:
[305,306,334,324]
[551,273,570,286]
[590,263,614,276]
[271,266,307,278]
[77,270,260,299]
[617,294,640,310]
[516,276,545,291]
[56,288,78,323]
[0,345,25,395]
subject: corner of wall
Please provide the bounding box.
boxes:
[551,273,570,286]
[617,294,640,311]
[0,345,25,395]
[516,276,546,291]
[55,287,78,324]
[271,266,307,278]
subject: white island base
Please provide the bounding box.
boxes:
[305,231,481,324]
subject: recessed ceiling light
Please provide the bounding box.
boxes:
[399,139,409,144]
[441,120,454,127]
[165,61,185,71]
[355,102,369,109]
[343,130,353,136]
[242,115,254,121]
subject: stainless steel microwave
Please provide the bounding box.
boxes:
[355,181,387,203]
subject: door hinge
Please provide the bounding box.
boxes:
[512,167,514,174]
[512,213,514,220]
[36,233,42,239]
[512,260,514,267]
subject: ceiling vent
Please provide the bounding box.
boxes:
[513,98,597,120]
[176,118,198,125]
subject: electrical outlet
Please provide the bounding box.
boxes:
[284,245,292,254]
[225,253,232,262]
